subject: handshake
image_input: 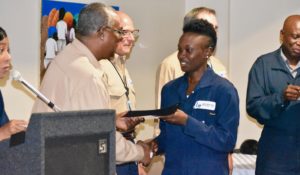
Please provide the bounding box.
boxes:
[115,112,159,167]
[115,106,185,167]
[136,138,158,167]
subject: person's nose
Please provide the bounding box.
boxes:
[128,33,135,41]
[123,33,135,43]
[296,38,300,46]
[177,50,185,60]
[4,51,12,62]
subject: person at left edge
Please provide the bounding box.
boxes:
[0,27,28,141]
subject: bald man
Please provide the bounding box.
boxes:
[247,15,300,175]
[100,11,145,175]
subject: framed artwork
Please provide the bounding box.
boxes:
[40,0,86,81]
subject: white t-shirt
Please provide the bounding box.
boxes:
[56,20,67,40]
[45,38,58,59]
[69,28,75,41]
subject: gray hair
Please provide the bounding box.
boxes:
[184,7,216,26]
[77,3,116,36]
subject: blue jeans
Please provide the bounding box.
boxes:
[256,128,300,175]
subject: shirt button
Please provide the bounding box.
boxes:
[202,120,205,124]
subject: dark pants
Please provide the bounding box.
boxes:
[116,162,138,175]
[116,132,138,175]
[256,128,300,175]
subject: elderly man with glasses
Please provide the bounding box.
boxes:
[100,10,149,175]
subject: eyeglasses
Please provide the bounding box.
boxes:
[105,26,126,38]
[122,29,139,38]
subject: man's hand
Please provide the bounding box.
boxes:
[0,120,28,141]
[116,111,145,132]
[160,109,188,125]
[137,140,152,167]
[283,84,300,101]
[142,138,159,156]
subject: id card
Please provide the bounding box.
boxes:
[193,100,216,111]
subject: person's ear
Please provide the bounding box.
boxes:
[280,30,284,44]
[97,27,105,40]
[205,46,214,58]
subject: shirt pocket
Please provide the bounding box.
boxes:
[108,86,126,99]
[192,109,217,126]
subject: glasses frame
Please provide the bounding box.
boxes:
[104,26,126,38]
[122,29,140,38]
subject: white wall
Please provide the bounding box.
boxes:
[0,0,40,120]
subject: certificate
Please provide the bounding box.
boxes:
[125,104,178,117]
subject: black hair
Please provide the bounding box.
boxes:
[58,8,66,20]
[240,139,258,155]
[52,32,58,41]
[183,19,217,51]
[0,27,8,41]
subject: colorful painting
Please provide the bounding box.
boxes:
[40,0,86,80]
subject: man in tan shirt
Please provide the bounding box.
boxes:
[32,3,151,167]
[100,11,148,175]
[100,11,137,121]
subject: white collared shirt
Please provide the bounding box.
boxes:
[281,49,300,78]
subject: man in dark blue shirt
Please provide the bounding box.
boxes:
[247,15,300,175]
[156,19,240,175]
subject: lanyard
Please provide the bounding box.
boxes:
[108,60,132,111]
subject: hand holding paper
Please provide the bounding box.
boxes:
[116,111,145,132]
[160,109,188,125]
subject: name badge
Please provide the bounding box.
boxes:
[193,100,216,111]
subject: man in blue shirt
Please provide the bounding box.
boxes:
[156,19,240,175]
[247,15,300,175]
